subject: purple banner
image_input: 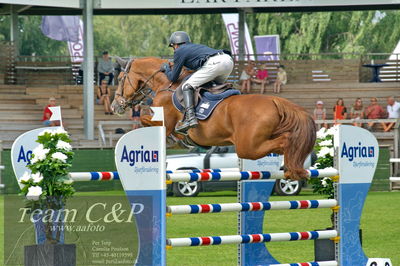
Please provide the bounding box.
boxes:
[254,35,280,61]
[41,16,80,43]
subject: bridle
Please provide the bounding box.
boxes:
[115,58,162,108]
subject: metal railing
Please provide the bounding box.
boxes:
[2,52,400,85]
[98,121,134,147]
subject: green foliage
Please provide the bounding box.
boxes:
[18,128,75,210]
[308,127,335,199]
[249,10,400,57]
[1,11,400,57]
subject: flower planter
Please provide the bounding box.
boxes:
[33,208,65,244]
[24,244,76,266]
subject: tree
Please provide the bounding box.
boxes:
[1,11,400,58]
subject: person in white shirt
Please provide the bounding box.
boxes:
[383,96,400,132]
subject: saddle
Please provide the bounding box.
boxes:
[172,82,241,120]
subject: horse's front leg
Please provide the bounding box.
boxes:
[140,115,162,127]
[140,114,179,137]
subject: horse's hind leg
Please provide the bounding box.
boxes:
[235,133,308,181]
[235,133,289,161]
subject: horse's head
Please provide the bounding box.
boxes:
[111,57,169,115]
[111,57,138,115]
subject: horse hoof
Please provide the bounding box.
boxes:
[284,169,308,181]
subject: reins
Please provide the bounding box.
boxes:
[115,58,162,107]
[115,59,187,109]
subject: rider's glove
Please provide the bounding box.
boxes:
[160,63,170,72]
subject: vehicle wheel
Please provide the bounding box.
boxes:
[274,179,302,196]
[172,181,201,197]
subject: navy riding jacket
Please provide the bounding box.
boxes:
[164,43,221,83]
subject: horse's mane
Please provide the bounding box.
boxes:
[129,57,192,89]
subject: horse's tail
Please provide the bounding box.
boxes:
[272,97,316,180]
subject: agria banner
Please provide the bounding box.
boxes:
[115,126,166,265]
[11,127,55,188]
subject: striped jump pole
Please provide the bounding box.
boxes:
[167,199,338,215]
[167,230,338,247]
[68,168,239,181]
[270,261,338,266]
[166,168,239,174]
[167,168,339,183]
[68,171,119,181]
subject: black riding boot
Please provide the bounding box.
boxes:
[175,84,198,134]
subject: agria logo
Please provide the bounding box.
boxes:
[341,142,374,162]
[120,145,159,166]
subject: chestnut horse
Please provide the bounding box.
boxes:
[111,57,316,180]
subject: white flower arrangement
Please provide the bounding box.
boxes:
[18,171,32,188]
[51,152,68,163]
[56,140,72,151]
[30,144,50,164]
[19,128,75,204]
[26,186,43,201]
[31,172,43,183]
[309,126,338,199]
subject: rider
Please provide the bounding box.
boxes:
[161,31,234,134]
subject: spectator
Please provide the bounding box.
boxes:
[273,65,287,93]
[252,64,269,94]
[42,97,62,127]
[365,97,386,131]
[333,98,347,123]
[98,51,114,85]
[239,61,254,94]
[96,78,112,115]
[130,105,142,130]
[350,98,364,127]
[383,96,400,132]
[313,100,327,129]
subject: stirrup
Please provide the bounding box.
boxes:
[175,115,198,134]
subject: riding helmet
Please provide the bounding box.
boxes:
[169,31,191,47]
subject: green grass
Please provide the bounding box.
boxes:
[2,191,399,265]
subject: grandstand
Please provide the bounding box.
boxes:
[0,81,398,149]
[0,40,399,151]
[0,84,130,148]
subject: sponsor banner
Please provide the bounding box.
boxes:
[11,127,55,189]
[239,180,277,265]
[115,127,166,191]
[241,153,283,172]
[222,13,255,60]
[254,35,280,61]
[115,127,166,265]
[337,125,379,184]
[125,191,166,266]
[68,19,84,63]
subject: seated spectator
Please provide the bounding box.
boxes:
[273,65,287,93]
[350,98,364,127]
[240,61,255,94]
[96,79,112,115]
[42,97,63,127]
[252,64,269,94]
[333,98,347,124]
[313,100,327,129]
[365,97,386,131]
[98,51,114,85]
[383,96,400,132]
[130,105,142,130]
